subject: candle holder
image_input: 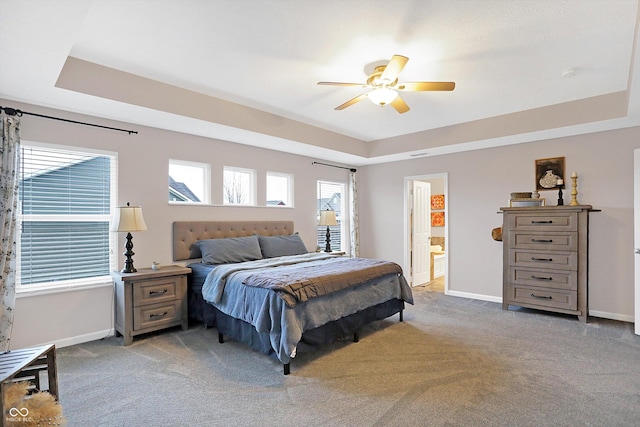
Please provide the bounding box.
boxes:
[569,173,579,206]
[556,178,564,206]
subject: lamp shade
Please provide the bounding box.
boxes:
[112,204,148,232]
[319,209,338,226]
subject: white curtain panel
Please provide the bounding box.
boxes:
[0,111,21,352]
[349,171,359,257]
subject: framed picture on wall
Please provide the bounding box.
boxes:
[431,212,445,227]
[431,194,445,210]
[535,156,565,191]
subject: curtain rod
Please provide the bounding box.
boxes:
[312,161,357,173]
[0,106,138,135]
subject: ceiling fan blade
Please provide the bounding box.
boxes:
[335,93,369,110]
[318,81,367,87]
[381,55,409,82]
[391,95,410,114]
[397,81,456,91]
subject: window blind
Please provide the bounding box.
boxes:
[19,145,115,286]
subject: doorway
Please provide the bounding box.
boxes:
[404,173,448,293]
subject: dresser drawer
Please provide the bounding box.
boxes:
[510,267,577,291]
[510,249,577,271]
[133,278,178,307]
[133,300,182,330]
[508,212,577,232]
[508,285,577,310]
[509,231,577,251]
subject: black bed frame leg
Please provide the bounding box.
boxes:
[283,363,290,375]
[399,309,404,322]
[353,332,359,342]
[218,332,224,344]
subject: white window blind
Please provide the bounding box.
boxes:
[18,145,115,287]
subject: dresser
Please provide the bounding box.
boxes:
[112,265,191,345]
[500,205,595,322]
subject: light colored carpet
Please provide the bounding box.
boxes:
[56,286,640,426]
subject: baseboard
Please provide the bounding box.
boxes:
[588,310,634,323]
[446,290,634,323]
[446,290,502,303]
[28,328,115,350]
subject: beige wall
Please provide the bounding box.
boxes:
[7,100,351,349]
[7,98,639,349]
[358,127,640,320]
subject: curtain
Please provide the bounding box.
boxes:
[0,111,21,352]
[349,171,359,257]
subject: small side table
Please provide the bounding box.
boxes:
[0,344,58,419]
[111,265,191,345]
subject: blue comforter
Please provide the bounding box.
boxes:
[200,253,413,364]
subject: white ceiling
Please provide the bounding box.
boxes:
[1,0,639,165]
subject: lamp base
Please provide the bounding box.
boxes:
[121,232,137,273]
[120,265,137,274]
[324,226,332,253]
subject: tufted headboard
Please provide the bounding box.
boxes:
[173,220,295,261]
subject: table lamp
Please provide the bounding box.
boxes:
[318,209,337,253]
[112,202,148,273]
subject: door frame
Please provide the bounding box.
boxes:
[634,149,640,335]
[404,173,449,293]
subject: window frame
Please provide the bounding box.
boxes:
[266,171,294,207]
[16,141,118,294]
[169,159,210,204]
[316,179,347,253]
[223,166,256,206]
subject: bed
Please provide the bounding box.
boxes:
[173,220,413,374]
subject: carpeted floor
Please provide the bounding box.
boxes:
[56,286,640,426]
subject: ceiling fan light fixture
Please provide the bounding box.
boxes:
[368,87,398,106]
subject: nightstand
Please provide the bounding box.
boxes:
[111,265,191,345]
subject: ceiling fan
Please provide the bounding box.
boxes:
[318,54,455,114]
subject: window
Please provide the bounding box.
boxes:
[266,172,293,207]
[223,166,255,205]
[169,160,209,203]
[18,144,116,289]
[317,180,346,252]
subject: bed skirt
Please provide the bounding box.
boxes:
[188,288,216,327]
[214,298,405,361]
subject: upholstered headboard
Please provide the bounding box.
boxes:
[172,220,295,261]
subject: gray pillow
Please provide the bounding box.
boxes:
[258,234,308,258]
[196,235,262,265]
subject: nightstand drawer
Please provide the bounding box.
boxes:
[510,249,577,270]
[133,301,181,330]
[133,278,178,306]
[509,285,577,310]
[511,267,577,291]
[509,212,577,232]
[509,232,577,251]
